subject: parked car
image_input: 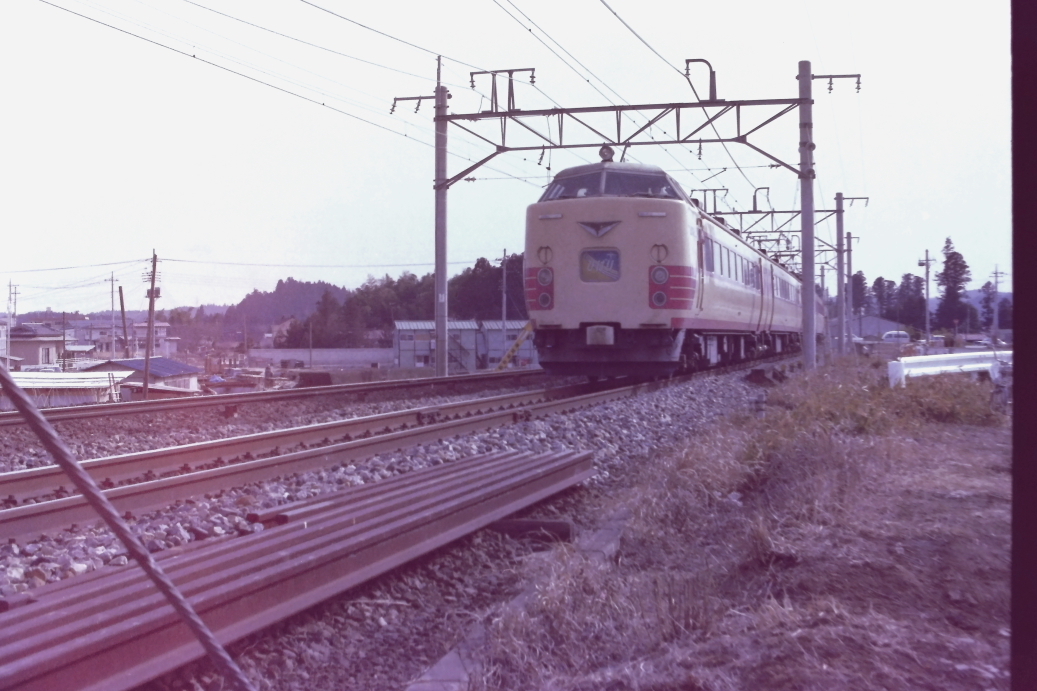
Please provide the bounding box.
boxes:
[977,337,1006,347]
[881,331,911,344]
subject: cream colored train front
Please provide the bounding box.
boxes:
[524,160,820,378]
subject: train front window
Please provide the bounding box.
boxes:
[539,172,603,201]
[603,172,681,199]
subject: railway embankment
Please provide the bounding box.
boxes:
[474,359,1010,690]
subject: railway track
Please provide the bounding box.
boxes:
[0,355,796,691]
[0,368,545,428]
[0,377,649,542]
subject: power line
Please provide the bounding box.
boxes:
[297,0,483,70]
[1,259,146,274]
[596,0,761,206]
[179,0,471,88]
[36,1,538,187]
[163,258,480,269]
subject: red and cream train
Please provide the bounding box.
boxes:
[524,156,824,378]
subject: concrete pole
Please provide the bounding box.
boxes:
[924,250,932,343]
[798,60,816,369]
[501,248,507,366]
[846,231,854,342]
[835,193,846,354]
[992,264,999,341]
[434,57,449,377]
[119,285,130,358]
[143,251,157,400]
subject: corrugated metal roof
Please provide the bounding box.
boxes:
[10,372,130,390]
[65,344,97,352]
[85,357,202,378]
[394,320,481,331]
[479,320,532,330]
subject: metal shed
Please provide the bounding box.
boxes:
[1,371,130,410]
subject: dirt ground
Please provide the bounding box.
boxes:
[477,375,1011,690]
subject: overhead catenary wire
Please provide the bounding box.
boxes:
[596,0,762,209]
[298,0,483,71]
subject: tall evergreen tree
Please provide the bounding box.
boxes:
[851,271,871,317]
[979,281,997,330]
[894,273,927,331]
[871,277,897,320]
[997,297,1013,329]
[934,237,972,329]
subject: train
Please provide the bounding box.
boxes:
[523,149,825,378]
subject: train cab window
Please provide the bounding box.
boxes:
[539,172,603,201]
[602,172,681,199]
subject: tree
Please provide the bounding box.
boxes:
[871,277,897,320]
[979,281,997,330]
[894,273,927,331]
[850,271,871,317]
[997,297,1013,329]
[934,238,972,329]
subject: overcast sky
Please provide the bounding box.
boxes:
[0,0,1011,317]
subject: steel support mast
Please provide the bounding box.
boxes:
[434,59,449,377]
[836,193,846,355]
[798,61,816,369]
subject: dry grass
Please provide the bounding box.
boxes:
[475,359,1010,690]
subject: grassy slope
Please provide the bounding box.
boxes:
[476,360,1010,690]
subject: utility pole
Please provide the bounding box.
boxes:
[835,195,846,354]
[846,232,855,340]
[119,286,130,358]
[142,251,159,401]
[500,248,507,367]
[105,272,117,357]
[434,57,449,377]
[918,249,935,346]
[991,265,1007,341]
[797,61,817,369]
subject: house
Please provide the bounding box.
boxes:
[8,324,65,368]
[84,357,202,393]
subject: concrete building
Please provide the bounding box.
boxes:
[393,320,538,373]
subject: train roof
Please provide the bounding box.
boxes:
[550,161,668,178]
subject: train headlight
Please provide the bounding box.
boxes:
[537,267,554,286]
[651,291,668,307]
[650,266,669,285]
[538,292,553,308]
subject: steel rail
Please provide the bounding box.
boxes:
[0,368,545,428]
[0,381,591,506]
[0,449,594,691]
[0,358,796,543]
[0,379,630,542]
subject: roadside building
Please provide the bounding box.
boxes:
[0,371,130,410]
[8,324,65,368]
[393,320,538,373]
[479,320,538,368]
[85,357,202,394]
[394,320,479,373]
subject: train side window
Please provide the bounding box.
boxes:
[703,238,714,272]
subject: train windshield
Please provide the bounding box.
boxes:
[539,172,603,201]
[603,172,681,199]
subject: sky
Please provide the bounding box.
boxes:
[0,0,1012,318]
